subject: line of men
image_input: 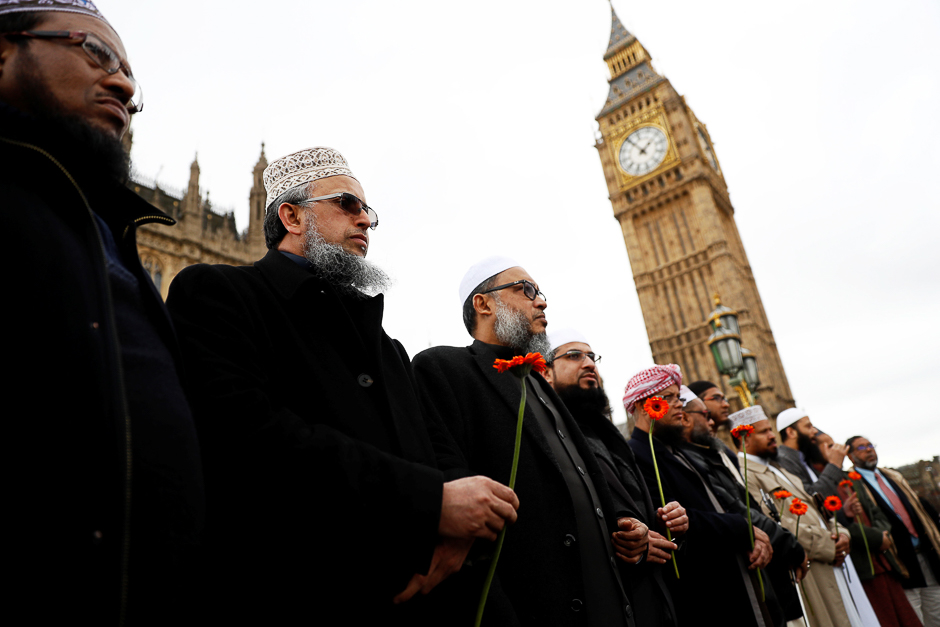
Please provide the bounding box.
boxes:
[5,2,937,625]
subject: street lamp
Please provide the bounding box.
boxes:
[706,294,757,407]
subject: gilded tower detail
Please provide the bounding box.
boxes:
[594,8,794,416]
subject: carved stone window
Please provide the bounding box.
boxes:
[141,255,164,292]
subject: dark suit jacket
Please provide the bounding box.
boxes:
[167,250,465,623]
[413,341,632,627]
[862,470,940,589]
[628,428,764,627]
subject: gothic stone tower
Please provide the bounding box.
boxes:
[594,7,794,416]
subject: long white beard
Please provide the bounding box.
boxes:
[493,296,550,354]
[302,213,391,297]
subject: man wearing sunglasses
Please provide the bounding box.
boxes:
[414,258,636,627]
[167,148,520,625]
[1,2,203,625]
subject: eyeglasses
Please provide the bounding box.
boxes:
[481,279,546,302]
[301,192,378,230]
[660,392,681,404]
[551,350,601,365]
[855,444,876,452]
[703,394,726,403]
[2,30,143,113]
[684,409,707,417]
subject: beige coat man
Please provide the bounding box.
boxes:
[744,455,851,627]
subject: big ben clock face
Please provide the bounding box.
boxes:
[618,126,668,176]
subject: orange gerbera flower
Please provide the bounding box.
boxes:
[643,396,669,420]
[773,489,792,500]
[823,496,842,512]
[730,424,754,438]
[848,471,862,481]
[789,499,808,516]
[493,352,547,377]
[839,479,853,488]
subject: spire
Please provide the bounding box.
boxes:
[604,4,635,61]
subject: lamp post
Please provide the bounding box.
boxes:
[706,294,758,407]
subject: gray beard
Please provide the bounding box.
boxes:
[854,458,877,470]
[302,215,391,296]
[493,296,550,355]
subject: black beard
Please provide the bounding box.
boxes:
[16,47,130,181]
[556,385,611,421]
[797,431,826,467]
[689,423,712,447]
[652,422,686,448]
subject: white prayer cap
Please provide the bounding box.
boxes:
[0,0,110,25]
[549,328,590,353]
[263,147,357,202]
[776,407,807,431]
[730,405,768,429]
[458,256,520,305]
[679,385,698,406]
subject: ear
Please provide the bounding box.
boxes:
[542,366,554,387]
[472,292,494,317]
[278,202,305,236]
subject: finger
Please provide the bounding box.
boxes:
[492,498,518,524]
[487,480,520,509]
[617,517,636,530]
[394,574,425,604]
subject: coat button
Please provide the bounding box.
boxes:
[625,605,633,619]
[596,508,604,518]
[570,599,583,612]
[357,374,374,387]
[563,534,576,547]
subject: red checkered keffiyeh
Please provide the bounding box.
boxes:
[622,364,682,414]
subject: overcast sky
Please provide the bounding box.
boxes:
[99,0,940,468]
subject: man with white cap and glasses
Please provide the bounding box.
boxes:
[167,149,520,623]
[1,2,201,624]
[414,259,636,626]
[775,407,847,498]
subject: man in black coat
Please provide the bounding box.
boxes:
[166,148,519,624]
[542,329,680,627]
[624,365,774,627]
[413,258,641,627]
[1,4,203,625]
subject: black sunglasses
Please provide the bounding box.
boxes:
[481,279,546,302]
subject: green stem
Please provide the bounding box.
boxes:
[853,486,874,576]
[649,424,680,579]
[741,439,764,602]
[475,376,528,627]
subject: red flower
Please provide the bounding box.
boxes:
[839,479,853,489]
[730,424,754,438]
[823,496,842,512]
[493,352,547,377]
[773,489,792,500]
[643,396,669,420]
[789,499,808,516]
[848,471,862,481]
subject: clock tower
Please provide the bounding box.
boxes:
[595,6,794,416]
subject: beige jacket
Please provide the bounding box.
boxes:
[742,454,851,627]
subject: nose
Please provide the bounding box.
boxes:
[102,69,136,107]
[534,294,547,310]
[352,206,372,229]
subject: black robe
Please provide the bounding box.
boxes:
[167,250,466,623]
[413,340,633,627]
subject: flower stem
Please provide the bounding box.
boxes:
[853,486,874,576]
[649,424,680,579]
[475,377,528,627]
[741,438,765,602]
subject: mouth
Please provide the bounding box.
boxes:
[349,233,368,249]
[97,97,129,128]
[580,372,598,383]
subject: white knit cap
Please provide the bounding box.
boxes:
[458,256,520,305]
[679,385,698,406]
[730,405,768,428]
[549,328,590,353]
[776,407,807,431]
[263,147,357,202]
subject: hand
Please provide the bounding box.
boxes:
[393,536,473,604]
[825,443,850,468]
[647,530,678,564]
[658,501,689,536]
[842,492,862,519]
[880,530,891,552]
[795,560,810,582]
[748,526,773,570]
[612,517,649,564]
[832,532,851,566]
[439,476,519,541]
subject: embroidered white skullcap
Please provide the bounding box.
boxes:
[459,256,520,305]
[776,407,807,432]
[679,385,698,406]
[549,328,590,353]
[263,147,357,202]
[730,405,768,429]
[0,0,110,24]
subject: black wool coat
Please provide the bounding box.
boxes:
[628,428,764,627]
[167,250,467,624]
[413,341,632,627]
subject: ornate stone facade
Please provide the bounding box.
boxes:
[125,139,268,300]
[594,8,794,417]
